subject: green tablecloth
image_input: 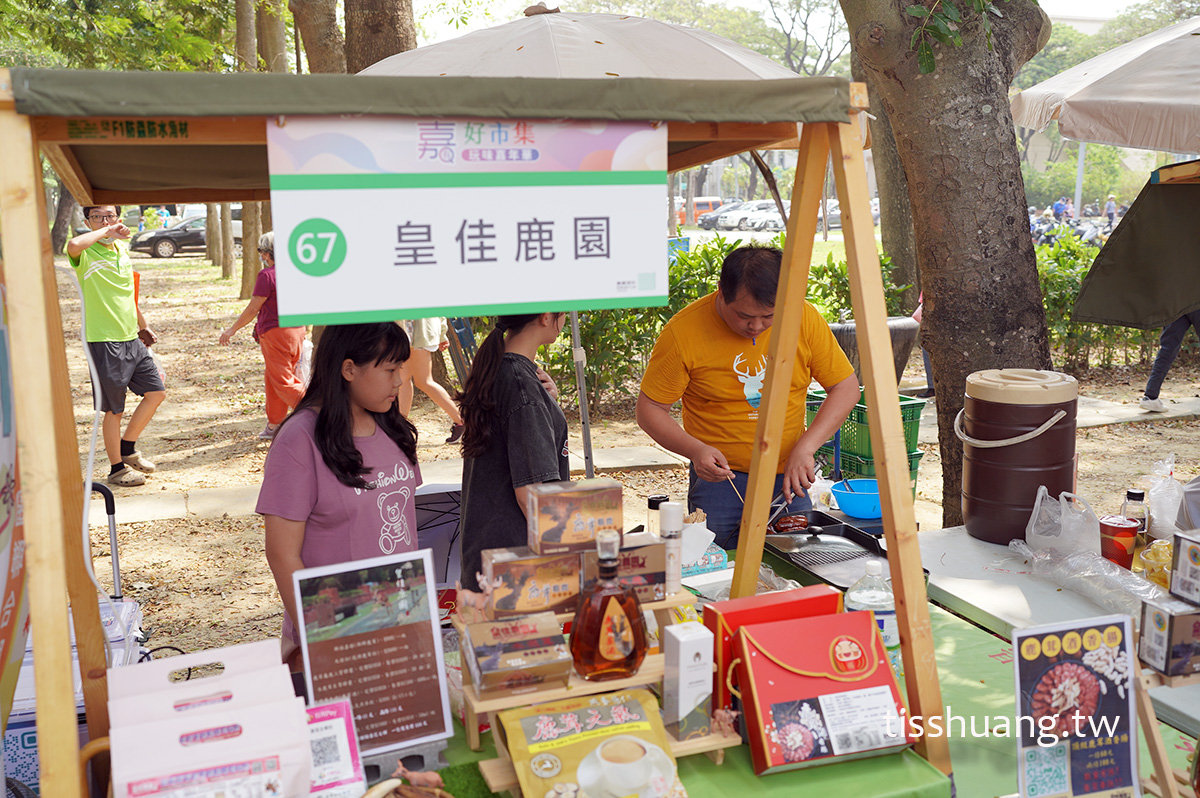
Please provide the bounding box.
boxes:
[437,552,1197,797]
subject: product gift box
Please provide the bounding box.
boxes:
[732,612,910,775]
[463,612,572,698]
[704,584,842,712]
[500,688,689,798]
[582,532,667,603]
[1139,596,1200,676]
[526,478,623,554]
[481,546,582,618]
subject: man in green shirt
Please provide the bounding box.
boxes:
[67,206,166,487]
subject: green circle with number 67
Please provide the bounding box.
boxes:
[289,219,347,276]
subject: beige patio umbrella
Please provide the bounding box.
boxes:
[1010,15,1200,154]
[362,10,808,478]
[360,11,801,80]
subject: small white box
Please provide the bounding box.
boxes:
[663,622,713,724]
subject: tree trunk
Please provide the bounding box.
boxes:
[257,0,289,73]
[235,0,257,70]
[838,0,1053,527]
[206,203,223,265]
[851,50,918,311]
[431,349,455,393]
[220,202,235,279]
[684,170,696,225]
[49,177,77,257]
[240,203,262,299]
[344,0,417,74]
[290,0,346,73]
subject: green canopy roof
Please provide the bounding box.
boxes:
[7,67,851,204]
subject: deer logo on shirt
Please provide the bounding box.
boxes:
[733,352,767,409]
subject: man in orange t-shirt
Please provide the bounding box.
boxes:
[638,246,859,546]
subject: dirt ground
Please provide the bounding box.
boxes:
[59,253,1200,656]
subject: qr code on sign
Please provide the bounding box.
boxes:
[311,734,342,768]
[1023,743,1068,797]
[835,733,851,750]
[1180,577,1198,598]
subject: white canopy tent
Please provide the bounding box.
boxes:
[1011,15,1200,213]
[1010,15,1200,154]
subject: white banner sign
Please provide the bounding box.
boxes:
[266,116,668,325]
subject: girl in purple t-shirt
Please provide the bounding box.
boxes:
[257,323,421,663]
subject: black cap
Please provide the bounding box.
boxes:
[1126,489,1145,502]
[648,495,669,510]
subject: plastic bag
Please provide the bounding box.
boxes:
[1009,540,1166,618]
[297,338,314,388]
[1025,485,1101,555]
[1145,454,1184,540]
[709,564,800,602]
[1179,475,1200,530]
[810,468,834,512]
[149,350,166,386]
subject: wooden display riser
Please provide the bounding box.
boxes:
[454,591,699,751]
[450,589,697,634]
[1136,645,1200,798]
[1145,769,1197,798]
[478,728,743,795]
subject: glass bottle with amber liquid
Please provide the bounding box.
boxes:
[570,529,647,681]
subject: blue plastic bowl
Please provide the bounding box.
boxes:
[830,479,882,519]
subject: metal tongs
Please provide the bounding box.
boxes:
[765,490,789,529]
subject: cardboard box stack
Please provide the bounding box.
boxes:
[1139,530,1200,676]
[4,600,145,791]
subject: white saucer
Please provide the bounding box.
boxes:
[576,741,676,798]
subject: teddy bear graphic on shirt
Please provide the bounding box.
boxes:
[376,486,413,554]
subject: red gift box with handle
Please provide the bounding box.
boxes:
[703,584,841,712]
[730,611,911,775]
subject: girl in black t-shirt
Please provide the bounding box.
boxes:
[455,313,569,591]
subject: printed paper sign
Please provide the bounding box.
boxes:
[295,550,452,757]
[266,116,668,325]
[1013,615,1137,798]
[307,699,366,798]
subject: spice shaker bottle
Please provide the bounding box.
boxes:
[660,500,684,595]
[647,494,668,538]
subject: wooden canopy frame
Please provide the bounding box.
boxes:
[0,67,950,795]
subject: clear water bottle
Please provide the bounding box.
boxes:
[845,560,902,676]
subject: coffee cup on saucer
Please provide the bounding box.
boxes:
[599,736,653,794]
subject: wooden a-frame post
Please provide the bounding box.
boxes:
[0,68,111,796]
[729,112,952,776]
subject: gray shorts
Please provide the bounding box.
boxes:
[87,340,165,413]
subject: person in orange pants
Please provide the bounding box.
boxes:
[219,232,307,438]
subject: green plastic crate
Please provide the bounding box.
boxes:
[816,446,923,498]
[806,389,927,459]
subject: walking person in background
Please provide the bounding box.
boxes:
[399,318,466,444]
[219,232,307,439]
[1064,198,1075,220]
[1052,197,1066,221]
[1105,194,1118,228]
[1139,310,1200,413]
[67,205,166,487]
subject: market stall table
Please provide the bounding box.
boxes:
[916,526,1200,741]
[762,549,1197,797]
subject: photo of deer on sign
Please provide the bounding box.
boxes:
[734,353,767,410]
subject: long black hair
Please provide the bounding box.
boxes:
[457,315,544,459]
[287,322,418,489]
